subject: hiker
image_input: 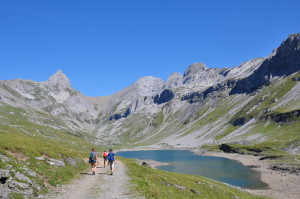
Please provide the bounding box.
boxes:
[102,150,108,168]
[89,148,98,175]
[107,149,116,175]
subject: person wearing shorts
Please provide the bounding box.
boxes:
[89,148,98,175]
[107,149,116,175]
[102,150,108,168]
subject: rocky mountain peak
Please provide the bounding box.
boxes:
[266,33,300,73]
[182,62,226,86]
[164,72,183,89]
[134,76,164,96]
[230,33,300,94]
[48,70,71,91]
[288,33,300,39]
[169,72,183,79]
[183,63,208,77]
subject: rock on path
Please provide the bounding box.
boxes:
[44,160,135,199]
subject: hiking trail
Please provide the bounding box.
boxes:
[44,160,137,199]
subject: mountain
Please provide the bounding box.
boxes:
[1,33,300,154]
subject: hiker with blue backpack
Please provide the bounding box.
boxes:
[88,148,98,175]
[107,149,116,175]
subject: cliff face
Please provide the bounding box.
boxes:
[230,34,300,94]
[0,33,300,153]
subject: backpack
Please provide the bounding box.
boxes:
[107,153,115,162]
[103,152,108,158]
[89,152,97,163]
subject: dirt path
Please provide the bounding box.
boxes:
[44,160,135,199]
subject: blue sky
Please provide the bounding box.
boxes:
[0,0,299,96]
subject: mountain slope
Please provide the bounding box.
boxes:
[1,33,300,198]
[0,34,299,154]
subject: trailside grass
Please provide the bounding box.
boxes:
[0,122,103,196]
[121,157,270,199]
[0,127,93,196]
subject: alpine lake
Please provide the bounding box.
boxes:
[117,150,268,189]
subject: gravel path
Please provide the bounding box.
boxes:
[44,160,136,199]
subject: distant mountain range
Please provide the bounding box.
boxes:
[1,33,300,153]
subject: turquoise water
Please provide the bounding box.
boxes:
[117,150,268,189]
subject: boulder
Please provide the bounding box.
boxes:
[35,157,45,161]
[0,155,10,162]
[0,169,10,185]
[163,182,171,186]
[0,188,11,199]
[65,158,82,166]
[173,184,186,190]
[8,180,30,189]
[20,167,36,177]
[15,172,32,185]
[141,162,151,168]
[0,169,10,178]
[47,158,65,167]
[191,189,200,195]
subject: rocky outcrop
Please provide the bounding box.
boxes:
[182,63,227,87]
[154,89,174,105]
[35,157,66,167]
[219,144,263,154]
[164,73,183,88]
[0,155,10,163]
[141,162,151,168]
[230,33,300,94]
[65,158,83,166]
[0,169,10,184]
[219,144,241,153]
[109,108,131,120]
[48,70,71,92]
[232,117,247,126]
[181,79,236,103]
[269,164,300,175]
[0,167,39,199]
[259,109,300,124]
[46,158,65,167]
[134,76,164,96]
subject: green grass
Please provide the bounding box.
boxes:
[0,127,94,186]
[220,142,300,166]
[121,157,269,199]
[182,97,241,137]
[115,113,150,145]
[245,120,300,152]
[230,74,298,125]
[151,111,164,127]
[9,192,24,199]
[215,125,239,140]
[0,104,104,196]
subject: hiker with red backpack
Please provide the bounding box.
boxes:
[88,148,98,175]
[102,150,108,168]
[107,149,116,175]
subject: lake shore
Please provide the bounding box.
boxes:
[118,147,300,199]
[196,151,300,199]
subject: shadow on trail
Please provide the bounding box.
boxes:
[80,172,93,175]
[97,172,110,175]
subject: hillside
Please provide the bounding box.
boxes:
[1,34,299,151]
[0,33,300,198]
